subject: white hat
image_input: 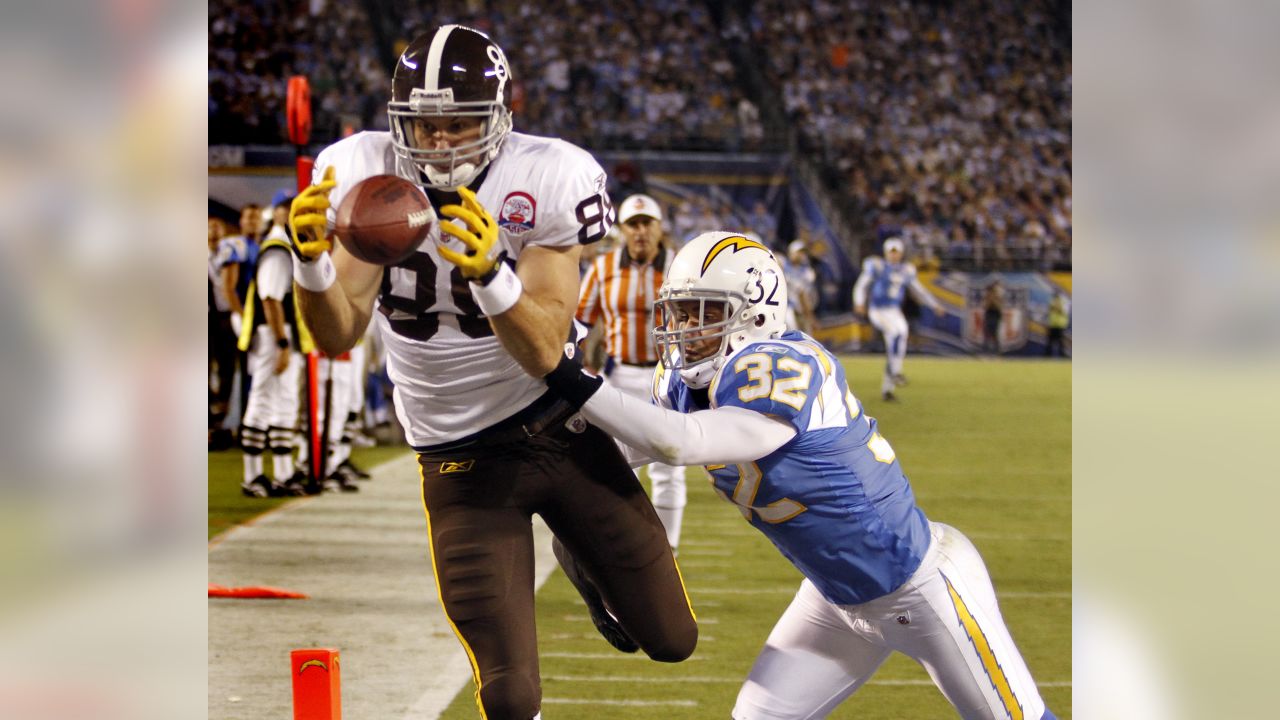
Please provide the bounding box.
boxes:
[618,194,663,223]
[883,238,905,254]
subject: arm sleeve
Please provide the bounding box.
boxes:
[907,268,943,311]
[580,381,796,466]
[852,258,873,306]
[256,249,293,301]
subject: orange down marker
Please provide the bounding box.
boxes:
[291,648,341,720]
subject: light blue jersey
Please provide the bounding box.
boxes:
[860,257,917,309]
[658,330,931,604]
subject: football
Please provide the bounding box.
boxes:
[333,175,434,265]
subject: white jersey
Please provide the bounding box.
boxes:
[313,131,612,447]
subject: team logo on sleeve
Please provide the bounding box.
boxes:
[498,191,536,235]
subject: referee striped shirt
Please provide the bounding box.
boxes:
[577,246,673,366]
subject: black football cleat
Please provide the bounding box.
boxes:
[882,390,899,402]
[323,473,360,493]
[552,537,639,653]
[240,475,274,498]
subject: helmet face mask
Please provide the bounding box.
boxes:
[654,231,789,389]
[388,25,513,189]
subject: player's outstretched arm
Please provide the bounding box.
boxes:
[290,165,383,355]
[541,353,796,466]
[908,274,945,314]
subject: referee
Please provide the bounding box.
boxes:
[577,194,686,552]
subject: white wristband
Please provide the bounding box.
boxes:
[470,263,523,317]
[294,252,336,292]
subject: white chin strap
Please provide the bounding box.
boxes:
[423,160,482,190]
[679,356,724,390]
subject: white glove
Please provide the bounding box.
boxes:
[230,312,243,337]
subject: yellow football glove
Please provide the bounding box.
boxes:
[438,187,502,281]
[289,165,337,261]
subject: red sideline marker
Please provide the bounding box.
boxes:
[208,583,308,599]
[291,648,341,719]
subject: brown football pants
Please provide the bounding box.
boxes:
[417,420,698,720]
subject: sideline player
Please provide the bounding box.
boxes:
[853,237,944,400]
[535,231,1056,720]
[237,198,310,496]
[288,25,695,720]
[576,193,686,552]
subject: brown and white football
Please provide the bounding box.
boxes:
[333,175,434,265]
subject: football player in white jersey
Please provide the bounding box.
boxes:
[535,232,1057,720]
[287,25,695,720]
[853,237,945,400]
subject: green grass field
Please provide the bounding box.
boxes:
[208,444,410,540]
[435,356,1072,719]
[207,356,1070,717]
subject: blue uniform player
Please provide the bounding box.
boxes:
[853,237,944,400]
[541,231,1055,720]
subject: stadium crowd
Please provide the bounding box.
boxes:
[747,0,1071,271]
[209,0,764,152]
[209,0,1071,272]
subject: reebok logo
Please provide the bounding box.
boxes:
[440,460,475,474]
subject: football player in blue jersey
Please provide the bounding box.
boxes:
[853,237,945,401]
[539,231,1056,720]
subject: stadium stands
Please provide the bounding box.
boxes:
[208,0,1070,271]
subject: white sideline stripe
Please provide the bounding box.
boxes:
[546,675,1072,689]
[543,697,698,707]
[543,652,705,661]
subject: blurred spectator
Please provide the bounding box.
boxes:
[1045,290,1070,357]
[983,281,1005,354]
[783,240,818,335]
[208,217,236,447]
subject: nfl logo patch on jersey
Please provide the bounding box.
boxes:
[498,191,536,235]
[565,414,587,434]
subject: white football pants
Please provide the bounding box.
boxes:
[305,355,354,476]
[241,325,301,482]
[733,522,1048,720]
[868,305,909,393]
[608,361,685,550]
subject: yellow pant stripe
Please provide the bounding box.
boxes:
[670,556,697,623]
[418,464,488,719]
[942,572,1023,720]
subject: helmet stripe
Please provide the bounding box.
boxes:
[423,24,459,92]
[701,236,769,276]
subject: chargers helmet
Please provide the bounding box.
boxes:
[388,25,513,189]
[654,231,789,389]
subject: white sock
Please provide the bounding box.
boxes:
[273,453,295,481]
[243,454,263,483]
[655,505,683,551]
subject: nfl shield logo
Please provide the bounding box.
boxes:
[565,414,587,434]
